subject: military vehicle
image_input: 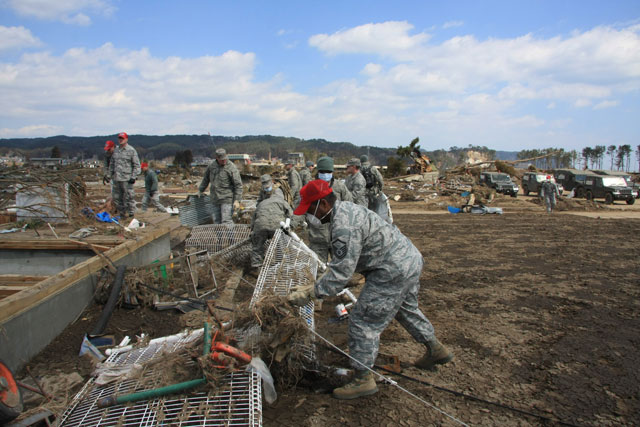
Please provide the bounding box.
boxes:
[479,172,519,197]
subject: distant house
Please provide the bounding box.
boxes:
[28,158,66,167]
[287,152,305,166]
[227,154,251,165]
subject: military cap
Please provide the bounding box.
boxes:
[306,160,314,167]
[215,148,227,159]
[316,156,334,172]
[347,158,361,167]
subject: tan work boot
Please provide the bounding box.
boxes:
[414,338,454,370]
[333,370,378,400]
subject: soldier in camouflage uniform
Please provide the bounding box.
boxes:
[344,158,368,207]
[289,180,453,400]
[285,160,302,207]
[308,157,352,263]
[250,186,292,268]
[256,174,284,204]
[140,162,167,213]
[109,132,141,217]
[299,160,314,186]
[540,175,560,213]
[198,148,243,224]
[360,155,384,206]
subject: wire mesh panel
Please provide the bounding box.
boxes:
[59,330,262,427]
[179,195,214,227]
[185,224,252,254]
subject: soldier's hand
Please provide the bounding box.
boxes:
[102,176,110,185]
[233,200,241,210]
[128,178,135,184]
[287,284,315,306]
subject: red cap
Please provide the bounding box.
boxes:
[141,162,148,169]
[546,175,552,180]
[294,179,333,215]
[118,132,128,140]
[104,140,115,151]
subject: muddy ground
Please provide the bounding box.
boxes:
[17,192,640,426]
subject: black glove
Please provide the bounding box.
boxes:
[102,176,110,185]
[128,178,135,184]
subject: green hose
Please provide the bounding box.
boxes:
[97,378,206,408]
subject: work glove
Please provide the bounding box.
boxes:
[197,191,205,197]
[287,284,315,306]
[128,178,135,184]
[102,175,110,185]
[233,200,241,210]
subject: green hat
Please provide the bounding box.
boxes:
[305,160,314,167]
[316,156,334,172]
[360,154,369,163]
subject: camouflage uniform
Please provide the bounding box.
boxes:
[250,193,292,267]
[308,178,352,262]
[142,169,166,212]
[345,171,368,207]
[199,160,243,224]
[540,180,560,213]
[257,186,284,204]
[287,168,302,207]
[299,167,312,187]
[315,200,436,369]
[109,144,141,216]
[361,161,384,201]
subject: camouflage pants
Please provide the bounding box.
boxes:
[142,191,166,212]
[250,229,274,267]
[348,257,435,369]
[113,181,136,216]
[544,194,556,213]
[211,202,233,224]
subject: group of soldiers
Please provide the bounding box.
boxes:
[103,132,168,218]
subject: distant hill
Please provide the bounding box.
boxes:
[0,134,519,167]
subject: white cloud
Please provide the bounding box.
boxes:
[593,100,619,109]
[442,21,463,29]
[2,0,115,25]
[574,98,592,108]
[0,124,62,137]
[0,25,42,50]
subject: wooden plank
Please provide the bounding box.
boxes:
[213,266,243,321]
[0,239,118,251]
[0,275,47,285]
[0,224,173,323]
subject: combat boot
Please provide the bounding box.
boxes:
[332,370,378,400]
[414,338,454,370]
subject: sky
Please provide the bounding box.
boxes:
[0,0,639,158]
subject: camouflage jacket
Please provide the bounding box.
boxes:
[345,171,368,207]
[362,162,384,194]
[109,144,141,181]
[252,193,292,233]
[257,186,284,204]
[144,169,158,193]
[199,160,243,204]
[315,200,422,297]
[308,178,352,243]
[299,168,312,186]
[288,168,302,198]
[541,181,560,198]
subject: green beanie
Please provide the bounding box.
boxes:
[316,156,334,172]
[360,154,369,163]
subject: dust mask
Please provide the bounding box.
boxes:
[318,172,332,183]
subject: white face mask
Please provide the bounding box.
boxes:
[306,201,332,227]
[265,186,272,192]
[318,172,332,182]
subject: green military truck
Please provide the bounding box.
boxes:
[554,169,636,204]
[522,172,564,196]
[479,172,519,197]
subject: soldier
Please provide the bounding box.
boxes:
[198,148,243,224]
[140,162,167,213]
[256,174,284,204]
[289,180,453,399]
[308,157,352,262]
[540,175,560,213]
[345,158,368,207]
[360,155,384,207]
[285,160,302,207]
[300,160,314,186]
[103,140,115,186]
[249,188,292,268]
[109,132,141,218]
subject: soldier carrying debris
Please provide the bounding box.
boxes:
[250,185,292,268]
[300,160,314,186]
[344,158,368,207]
[540,175,560,213]
[109,132,141,218]
[198,148,243,224]
[307,157,352,263]
[140,162,167,213]
[289,179,453,400]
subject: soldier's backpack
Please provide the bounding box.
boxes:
[361,165,376,189]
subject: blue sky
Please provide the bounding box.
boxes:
[1,0,639,162]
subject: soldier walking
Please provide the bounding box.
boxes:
[540,175,560,213]
[300,160,314,186]
[289,180,453,399]
[198,148,243,224]
[345,158,368,207]
[285,160,302,207]
[109,132,141,218]
[307,157,352,263]
[140,162,167,213]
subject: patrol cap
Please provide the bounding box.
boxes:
[294,179,333,215]
[285,159,294,165]
[316,156,334,172]
[347,158,361,168]
[360,154,368,163]
[104,140,115,151]
[260,174,273,189]
[306,160,314,167]
[215,148,227,159]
